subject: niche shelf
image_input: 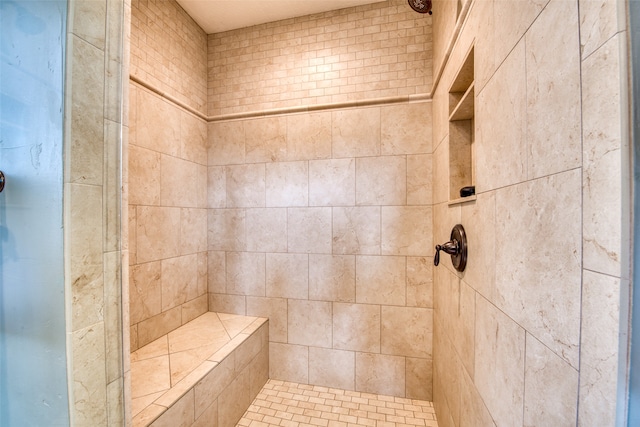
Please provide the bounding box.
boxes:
[448,46,475,203]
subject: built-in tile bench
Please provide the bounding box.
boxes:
[131,312,269,427]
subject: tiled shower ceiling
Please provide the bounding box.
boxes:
[176,0,385,33]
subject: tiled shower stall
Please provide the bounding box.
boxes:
[128,0,434,401]
[114,0,629,426]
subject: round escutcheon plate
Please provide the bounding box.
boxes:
[450,224,467,272]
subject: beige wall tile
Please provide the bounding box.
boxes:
[68,1,127,425]
[209,294,246,315]
[209,121,246,166]
[355,353,405,397]
[524,334,579,427]
[356,156,406,206]
[265,161,309,207]
[309,158,356,206]
[160,155,199,207]
[150,389,195,427]
[356,255,406,306]
[407,257,433,308]
[287,207,332,253]
[208,251,226,294]
[208,1,431,116]
[235,332,263,373]
[309,347,355,391]
[136,206,181,263]
[288,300,332,348]
[287,112,332,161]
[433,321,463,427]
[180,208,207,255]
[136,89,180,157]
[248,340,269,400]
[197,2,435,401]
[432,131,449,204]
[407,154,432,206]
[129,205,138,265]
[406,357,432,401]
[137,306,182,349]
[197,252,208,295]
[193,400,217,427]
[475,40,527,192]
[130,261,162,324]
[332,108,381,158]
[493,0,548,67]
[180,111,207,164]
[70,0,106,49]
[72,323,108,425]
[459,368,495,427]
[332,207,381,255]
[182,294,208,324]
[161,254,199,311]
[578,271,620,426]
[68,36,105,186]
[218,372,252,427]
[381,103,431,155]
[246,208,288,252]
[456,280,476,377]
[208,209,246,252]
[461,191,496,301]
[525,0,581,180]
[245,116,287,163]
[196,165,209,209]
[208,166,226,208]
[381,206,432,256]
[579,0,622,59]
[131,0,207,111]
[495,170,582,368]
[474,296,525,427]
[265,253,308,300]
[582,34,623,277]
[129,145,161,206]
[431,1,627,426]
[226,252,266,297]
[269,343,309,384]
[333,303,380,353]
[381,306,432,358]
[246,297,288,343]
[226,164,265,208]
[309,255,356,302]
[69,184,104,331]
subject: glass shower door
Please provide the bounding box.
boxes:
[0,1,69,425]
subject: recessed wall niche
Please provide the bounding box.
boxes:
[448,46,474,202]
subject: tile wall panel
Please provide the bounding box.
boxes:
[65,0,129,424]
[207,0,433,116]
[431,0,629,426]
[130,0,207,111]
[130,0,434,403]
[129,83,209,350]
[208,101,433,399]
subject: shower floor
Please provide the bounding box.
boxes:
[239,379,439,427]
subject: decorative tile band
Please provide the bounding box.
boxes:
[130,73,431,123]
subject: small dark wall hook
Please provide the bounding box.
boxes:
[434,224,467,272]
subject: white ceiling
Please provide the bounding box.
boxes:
[176,0,385,34]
